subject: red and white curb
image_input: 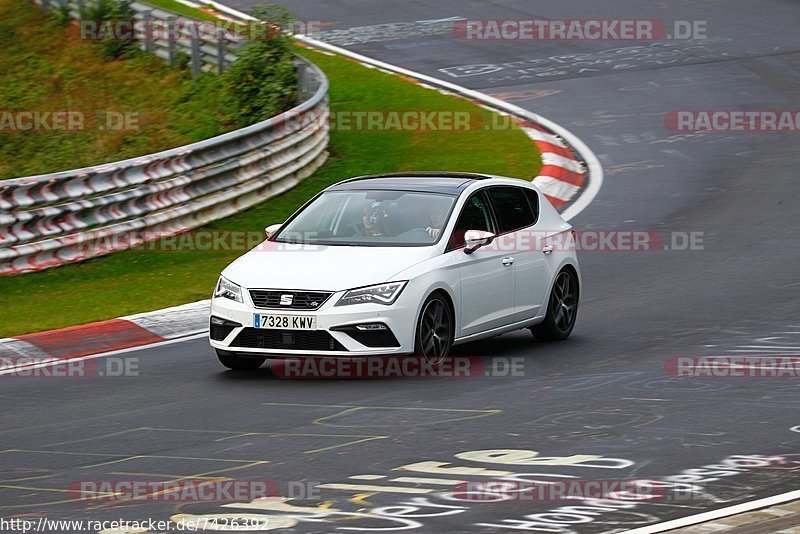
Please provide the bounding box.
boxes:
[525,126,587,210]
[0,300,209,375]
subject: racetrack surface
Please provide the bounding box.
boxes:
[2,1,799,532]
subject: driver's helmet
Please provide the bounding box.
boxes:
[363,201,389,235]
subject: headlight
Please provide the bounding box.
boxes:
[335,281,407,307]
[214,276,243,303]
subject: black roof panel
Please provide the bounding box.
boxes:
[329,172,491,195]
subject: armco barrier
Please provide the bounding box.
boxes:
[0,56,329,275]
[35,0,243,75]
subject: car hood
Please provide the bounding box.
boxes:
[222,242,438,291]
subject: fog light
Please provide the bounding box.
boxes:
[210,316,242,341]
[355,323,388,331]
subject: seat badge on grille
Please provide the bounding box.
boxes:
[280,294,294,306]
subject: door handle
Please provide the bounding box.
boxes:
[542,245,554,255]
[502,257,515,266]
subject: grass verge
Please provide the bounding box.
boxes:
[0,45,541,337]
[136,0,226,22]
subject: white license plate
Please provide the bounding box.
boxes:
[253,314,317,330]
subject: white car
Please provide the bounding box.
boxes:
[209,172,580,370]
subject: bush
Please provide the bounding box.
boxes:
[80,0,138,59]
[51,3,72,26]
[220,5,297,127]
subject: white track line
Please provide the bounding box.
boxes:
[624,489,800,533]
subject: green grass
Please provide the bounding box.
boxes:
[139,0,228,23]
[0,46,540,337]
[0,0,236,179]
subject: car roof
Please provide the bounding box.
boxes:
[328,172,493,195]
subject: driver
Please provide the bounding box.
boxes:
[362,202,389,236]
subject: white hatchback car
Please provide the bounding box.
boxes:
[209,173,580,370]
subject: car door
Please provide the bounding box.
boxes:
[485,186,550,323]
[447,190,516,337]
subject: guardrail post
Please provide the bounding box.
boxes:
[167,16,177,65]
[295,62,305,101]
[216,28,225,74]
[190,36,202,76]
[141,10,154,53]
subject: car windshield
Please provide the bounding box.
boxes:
[275,189,457,246]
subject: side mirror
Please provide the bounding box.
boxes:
[264,224,282,239]
[464,230,495,254]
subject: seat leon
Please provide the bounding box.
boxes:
[209,172,580,370]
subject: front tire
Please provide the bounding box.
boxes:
[532,268,579,341]
[216,349,266,370]
[414,293,454,365]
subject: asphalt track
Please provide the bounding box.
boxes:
[2,1,800,532]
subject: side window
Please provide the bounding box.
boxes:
[523,188,540,224]
[488,187,536,233]
[448,191,495,250]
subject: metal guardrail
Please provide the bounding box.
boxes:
[0,55,330,275]
[35,0,245,75]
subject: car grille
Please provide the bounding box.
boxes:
[231,328,347,352]
[249,289,334,310]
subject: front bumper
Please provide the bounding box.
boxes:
[209,288,417,357]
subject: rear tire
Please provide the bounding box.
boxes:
[216,349,266,370]
[532,268,579,341]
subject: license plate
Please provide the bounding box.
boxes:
[254,314,317,330]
